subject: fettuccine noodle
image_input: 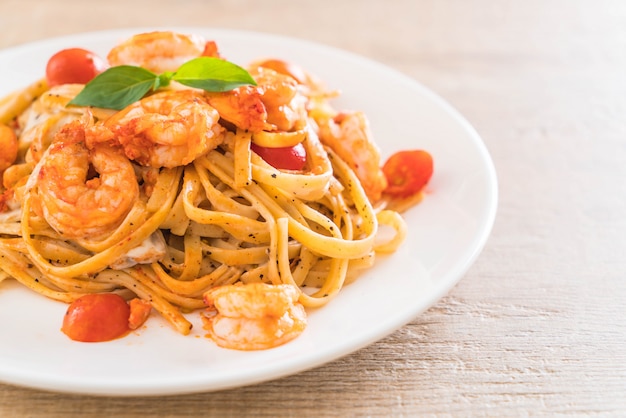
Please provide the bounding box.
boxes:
[0,31,419,344]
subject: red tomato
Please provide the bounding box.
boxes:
[61,293,130,342]
[382,150,434,198]
[128,298,152,330]
[45,48,108,87]
[251,142,307,171]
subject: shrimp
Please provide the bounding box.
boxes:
[96,90,224,168]
[251,58,329,99]
[317,111,388,202]
[35,120,139,239]
[205,282,300,318]
[202,283,307,350]
[204,67,307,133]
[250,67,306,132]
[204,85,270,133]
[107,31,209,73]
[0,123,18,173]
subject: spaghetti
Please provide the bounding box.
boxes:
[0,31,426,349]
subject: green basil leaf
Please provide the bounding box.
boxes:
[68,66,159,110]
[66,57,256,110]
[172,57,257,92]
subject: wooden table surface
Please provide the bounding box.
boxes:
[1,0,625,416]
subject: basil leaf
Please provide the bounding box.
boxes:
[66,57,256,110]
[68,66,159,110]
[172,57,257,92]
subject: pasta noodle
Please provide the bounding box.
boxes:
[0,31,424,345]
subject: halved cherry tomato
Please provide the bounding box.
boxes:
[61,293,130,342]
[251,142,307,171]
[382,150,433,198]
[45,48,108,87]
[128,298,152,330]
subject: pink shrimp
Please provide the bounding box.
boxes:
[204,67,307,133]
[317,111,388,202]
[203,283,307,350]
[95,90,225,168]
[35,120,139,239]
[107,31,210,73]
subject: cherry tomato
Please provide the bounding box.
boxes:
[251,142,307,171]
[61,293,130,342]
[382,150,434,198]
[45,48,108,87]
[128,298,152,330]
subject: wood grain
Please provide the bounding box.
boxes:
[1,0,625,416]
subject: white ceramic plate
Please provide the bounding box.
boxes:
[0,28,497,396]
